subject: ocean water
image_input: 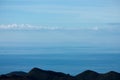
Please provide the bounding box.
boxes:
[0,46,120,75]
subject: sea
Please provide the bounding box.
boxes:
[0,46,120,75]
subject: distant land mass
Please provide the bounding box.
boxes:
[0,67,120,80]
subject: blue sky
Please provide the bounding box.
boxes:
[0,0,120,47]
[0,0,120,25]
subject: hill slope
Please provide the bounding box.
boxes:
[0,67,120,80]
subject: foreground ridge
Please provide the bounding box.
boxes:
[0,67,120,80]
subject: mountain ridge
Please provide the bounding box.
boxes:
[0,67,120,80]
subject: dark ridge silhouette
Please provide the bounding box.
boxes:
[0,67,120,80]
[97,71,120,80]
[28,68,74,80]
[6,71,27,76]
[75,70,100,80]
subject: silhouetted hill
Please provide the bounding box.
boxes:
[75,70,120,80]
[6,71,27,76]
[75,70,100,80]
[97,71,120,80]
[0,67,120,80]
[28,68,74,80]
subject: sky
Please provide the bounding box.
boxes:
[0,0,120,47]
[0,0,120,25]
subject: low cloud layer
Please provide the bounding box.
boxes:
[0,24,119,31]
[0,24,62,30]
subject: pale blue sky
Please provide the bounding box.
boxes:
[0,0,120,25]
[0,0,120,47]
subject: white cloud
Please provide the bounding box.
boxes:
[0,24,119,31]
[0,24,82,31]
[0,24,63,30]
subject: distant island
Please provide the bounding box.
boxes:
[0,67,120,80]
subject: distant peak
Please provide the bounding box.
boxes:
[31,67,41,71]
[82,70,98,74]
[29,67,44,73]
[85,70,96,72]
[6,71,27,76]
[76,70,99,78]
[106,71,120,75]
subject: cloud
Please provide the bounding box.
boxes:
[0,24,63,30]
[0,24,87,31]
[0,24,120,31]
